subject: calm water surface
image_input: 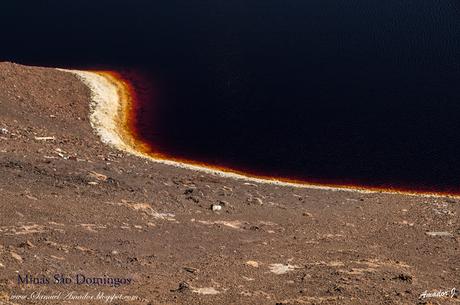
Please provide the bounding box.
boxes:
[1,0,460,192]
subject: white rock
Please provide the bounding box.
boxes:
[246,260,259,268]
[269,263,300,275]
[10,252,23,263]
[211,204,222,211]
[425,231,454,237]
[192,287,220,295]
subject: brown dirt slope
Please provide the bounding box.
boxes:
[0,62,458,305]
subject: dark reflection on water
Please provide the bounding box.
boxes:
[1,0,460,192]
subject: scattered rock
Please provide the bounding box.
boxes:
[109,201,176,221]
[10,252,23,263]
[75,246,93,253]
[248,196,264,205]
[80,223,106,232]
[192,287,220,295]
[219,200,230,206]
[88,171,108,181]
[18,240,35,248]
[53,148,69,159]
[171,281,191,293]
[331,285,345,293]
[183,267,199,274]
[425,231,454,237]
[50,255,65,261]
[186,195,200,203]
[392,273,413,283]
[269,263,300,275]
[211,204,222,212]
[184,188,195,195]
[246,260,259,268]
[34,136,55,141]
[196,220,242,230]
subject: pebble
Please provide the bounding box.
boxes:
[269,263,300,275]
[246,260,259,268]
[10,252,23,263]
[211,204,222,211]
[19,240,35,248]
[425,231,454,237]
[192,287,220,295]
[171,281,190,293]
[88,171,108,181]
[34,136,55,141]
[183,267,198,274]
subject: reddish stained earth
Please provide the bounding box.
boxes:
[106,70,460,198]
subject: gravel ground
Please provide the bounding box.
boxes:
[0,62,458,305]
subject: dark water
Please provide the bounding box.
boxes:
[2,1,460,192]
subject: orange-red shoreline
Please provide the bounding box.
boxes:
[65,68,460,198]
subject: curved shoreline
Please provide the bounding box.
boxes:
[58,68,457,198]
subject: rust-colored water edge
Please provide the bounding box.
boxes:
[62,68,460,198]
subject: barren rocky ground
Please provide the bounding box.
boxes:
[0,62,458,304]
